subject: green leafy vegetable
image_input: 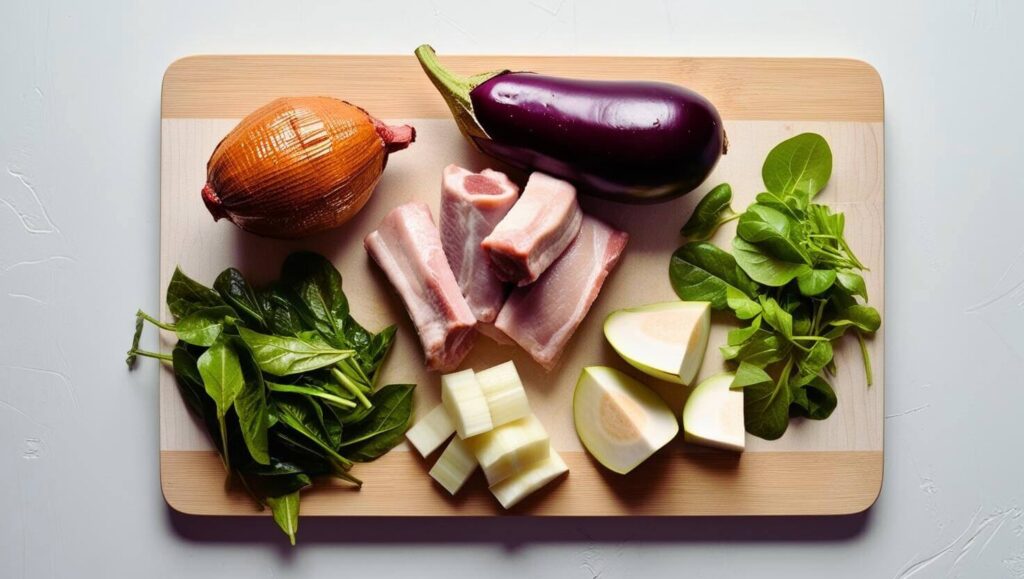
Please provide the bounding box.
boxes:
[238,327,354,376]
[339,384,414,461]
[669,242,758,309]
[680,183,738,240]
[175,306,236,347]
[126,252,415,543]
[266,492,300,546]
[761,132,833,198]
[197,335,246,468]
[215,268,267,330]
[167,267,227,319]
[670,133,880,440]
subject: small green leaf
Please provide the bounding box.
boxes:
[266,491,300,546]
[726,286,762,320]
[681,183,738,240]
[722,328,791,367]
[197,336,246,468]
[829,305,881,333]
[760,297,794,339]
[731,361,792,440]
[273,395,351,466]
[214,268,266,330]
[727,315,762,346]
[791,376,837,420]
[281,251,349,343]
[232,337,270,465]
[339,384,415,461]
[836,270,868,301]
[238,327,354,376]
[669,242,759,309]
[799,340,834,377]
[796,269,837,297]
[732,237,811,287]
[762,132,833,199]
[166,267,227,319]
[175,306,236,347]
[737,204,810,264]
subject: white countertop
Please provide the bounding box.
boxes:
[2,1,1022,577]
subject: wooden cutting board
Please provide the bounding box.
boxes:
[159,55,884,516]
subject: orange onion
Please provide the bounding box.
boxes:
[201,96,415,238]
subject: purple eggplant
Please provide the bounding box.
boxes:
[415,45,727,204]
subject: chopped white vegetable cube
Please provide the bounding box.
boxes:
[490,449,569,509]
[441,369,493,439]
[476,361,531,427]
[428,436,478,495]
[465,414,550,486]
[405,403,456,457]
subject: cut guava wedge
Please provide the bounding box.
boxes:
[573,366,679,475]
[490,449,568,509]
[603,301,711,385]
[682,373,745,452]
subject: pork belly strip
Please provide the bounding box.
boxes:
[481,172,583,287]
[494,215,628,370]
[439,165,519,323]
[364,202,477,372]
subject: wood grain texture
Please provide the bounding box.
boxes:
[160,55,884,517]
[163,449,882,516]
[162,55,883,122]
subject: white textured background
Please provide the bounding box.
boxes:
[1,1,1022,577]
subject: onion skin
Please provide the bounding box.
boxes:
[414,45,725,204]
[203,96,415,238]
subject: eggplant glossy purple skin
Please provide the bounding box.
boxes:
[470,73,725,203]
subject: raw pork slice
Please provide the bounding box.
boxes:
[481,172,583,287]
[439,165,519,323]
[365,202,477,372]
[495,215,628,370]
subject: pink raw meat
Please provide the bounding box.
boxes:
[364,202,477,372]
[439,165,519,323]
[494,215,628,370]
[481,172,583,287]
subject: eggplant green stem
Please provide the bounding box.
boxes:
[414,44,503,144]
[331,368,372,409]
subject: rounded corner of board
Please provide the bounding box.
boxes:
[160,449,208,517]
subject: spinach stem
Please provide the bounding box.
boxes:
[338,359,371,390]
[128,348,173,362]
[136,310,176,331]
[857,331,874,386]
[218,417,231,471]
[331,368,372,409]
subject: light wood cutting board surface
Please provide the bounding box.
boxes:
[160,55,884,516]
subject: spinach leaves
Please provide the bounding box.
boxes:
[670,133,880,440]
[127,252,414,543]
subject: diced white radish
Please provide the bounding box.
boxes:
[465,414,550,485]
[604,301,711,385]
[406,403,456,457]
[573,366,679,475]
[428,436,478,495]
[682,373,745,452]
[476,361,531,427]
[490,449,569,509]
[441,369,493,438]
